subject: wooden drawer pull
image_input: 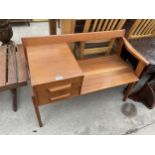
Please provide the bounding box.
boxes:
[50,93,70,101]
[48,84,71,92]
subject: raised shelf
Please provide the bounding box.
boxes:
[26,43,83,86]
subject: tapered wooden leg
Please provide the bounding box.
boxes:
[32,96,43,127]
[11,88,17,112]
[123,83,135,101]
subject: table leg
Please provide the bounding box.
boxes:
[123,83,135,101]
[49,19,57,35]
[11,88,17,112]
[32,96,43,127]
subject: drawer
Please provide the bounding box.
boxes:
[34,77,83,105]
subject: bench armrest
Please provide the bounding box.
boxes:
[121,37,150,77]
[122,37,149,66]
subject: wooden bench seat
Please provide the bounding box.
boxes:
[78,54,139,94]
[0,44,27,111]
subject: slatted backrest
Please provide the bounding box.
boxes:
[127,19,155,39]
[78,19,126,57]
[83,19,126,32]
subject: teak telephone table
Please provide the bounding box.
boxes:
[22,30,149,127]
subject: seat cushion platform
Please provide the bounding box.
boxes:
[78,54,138,95]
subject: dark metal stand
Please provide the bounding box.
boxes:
[129,75,155,109]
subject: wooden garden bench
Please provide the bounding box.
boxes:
[0,44,27,111]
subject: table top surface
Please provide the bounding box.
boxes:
[26,43,83,86]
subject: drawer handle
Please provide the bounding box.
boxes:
[50,93,70,101]
[48,84,71,93]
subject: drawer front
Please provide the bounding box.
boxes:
[34,77,83,105]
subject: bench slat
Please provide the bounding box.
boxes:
[16,45,27,84]
[0,46,7,88]
[7,45,17,85]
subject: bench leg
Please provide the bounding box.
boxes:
[123,83,135,101]
[11,88,17,112]
[32,96,43,127]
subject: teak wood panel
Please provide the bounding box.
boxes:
[26,43,83,86]
[22,30,125,47]
[78,55,138,94]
